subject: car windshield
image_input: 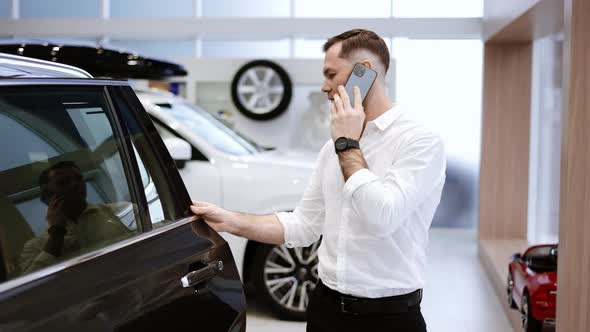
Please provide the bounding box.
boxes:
[157,102,258,156]
[524,245,558,272]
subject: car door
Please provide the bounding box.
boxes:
[0,82,246,332]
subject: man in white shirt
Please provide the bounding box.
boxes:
[191,29,446,332]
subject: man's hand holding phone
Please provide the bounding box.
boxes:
[331,85,365,142]
[46,194,67,227]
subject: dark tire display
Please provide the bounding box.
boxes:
[231,60,292,121]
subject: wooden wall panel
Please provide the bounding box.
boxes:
[487,0,563,43]
[479,43,532,240]
[483,0,540,40]
[556,0,590,330]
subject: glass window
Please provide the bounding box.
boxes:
[393,0,483,18]
[111,0,194,18]
[201,39,290,59]
[523,245,558,272]
[157,102,257,156]
[527,34,562,244]
[294,39,326,59]
[294,37,393,59]
[202,0,289,17]
[111,87,188,226]
[295,0,391,18]
[0,0,10,18]
[393,38,482,229]
[20,0,100,18]
[131,144,166,226]
[0,86,140,282]
[108,40,196,60]
[393,38,482,166]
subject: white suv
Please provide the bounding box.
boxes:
[136,89,319,320]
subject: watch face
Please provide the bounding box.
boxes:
[335,137,348,150]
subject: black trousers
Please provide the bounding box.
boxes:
[306,281,427,332]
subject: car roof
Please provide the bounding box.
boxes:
[0,52,92,79]
[0,40,187,79]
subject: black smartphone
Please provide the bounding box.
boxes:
[343,63,378,106]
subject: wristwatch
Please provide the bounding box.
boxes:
[334,137,360,154]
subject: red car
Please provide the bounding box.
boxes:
[507,244,558,332]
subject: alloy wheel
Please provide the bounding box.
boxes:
[263,241,320,313]
[236,66,285,115]
[231,60,292,121]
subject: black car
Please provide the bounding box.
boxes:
[0,53,246,331]
[0,40,188,79]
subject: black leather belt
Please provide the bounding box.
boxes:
[316,280,423,315]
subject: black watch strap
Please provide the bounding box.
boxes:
[335,137,360,153]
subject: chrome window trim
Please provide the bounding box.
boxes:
[0,54,93,78]
[0,215,200,294]
[0,78,130,87]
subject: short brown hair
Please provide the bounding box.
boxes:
[323,29,390,73]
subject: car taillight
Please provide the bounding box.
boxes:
[534,287,556,307]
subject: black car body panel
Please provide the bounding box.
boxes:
[0,219,245,331]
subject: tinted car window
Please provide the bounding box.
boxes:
[131,142,166,226]
[0,87,140,282]
[111,88,191,227]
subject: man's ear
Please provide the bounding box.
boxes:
[360,59,373,70]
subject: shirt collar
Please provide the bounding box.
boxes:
[370,104,401,131]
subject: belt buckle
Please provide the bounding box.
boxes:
[340,296,359,315]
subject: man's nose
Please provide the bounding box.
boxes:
[321,83,331,93]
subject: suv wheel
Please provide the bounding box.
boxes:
[231,60,292,121]
[252,240,320,321]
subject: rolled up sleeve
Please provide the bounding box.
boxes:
[275,151,326,248]
[276,209,323,248]
[342,168,378,198]
[344,134,446,235]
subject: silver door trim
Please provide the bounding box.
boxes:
[0,78,129,87]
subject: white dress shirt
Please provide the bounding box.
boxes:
[276,105,446,298]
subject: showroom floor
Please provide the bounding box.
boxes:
[245,228,513,332]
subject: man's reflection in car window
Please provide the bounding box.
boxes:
[16,161,133,275]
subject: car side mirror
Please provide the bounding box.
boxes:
[163,137,192,168]
[511,253,522,261]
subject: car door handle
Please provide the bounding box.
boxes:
[181,261,224,288]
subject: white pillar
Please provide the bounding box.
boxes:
[10,0,19,19]
[194,0,202,17]
[101,0,109,19]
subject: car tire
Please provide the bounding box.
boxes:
[231,60,292,121]
[521,292,543,332]
[507,272,518,309]
[251,240,320,321]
